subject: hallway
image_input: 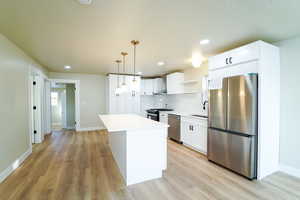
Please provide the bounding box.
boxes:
[0,130,299,200]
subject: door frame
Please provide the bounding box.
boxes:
[29,65,48,144]
[49,79,80,131]
[44,80,52,134]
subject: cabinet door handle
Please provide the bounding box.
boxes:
[229,57,232,64]
[226,58,228,65]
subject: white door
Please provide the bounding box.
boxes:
[108,75,121,114]
[44,80,52,134]
[30,75,35,143]
[61,90,67,128]
[141,79,146,95]
[159,112,168,124]
[127,76,141,114]
[32,75,43,143]
[145,79,154,95]
[199,121,208,153]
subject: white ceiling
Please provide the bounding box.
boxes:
[0,0,299,76]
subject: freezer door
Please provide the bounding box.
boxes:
[208,78,228,130]
[227,74,258,135]
[207,128,257,179]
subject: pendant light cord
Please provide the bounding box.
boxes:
[133,44,136,81]
[115,60,121,88]
[131,40,139,82]
[121,52,128,85]
[122,55,125,84]
[117,62,120,87]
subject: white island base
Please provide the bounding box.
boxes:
[99,114,169,186]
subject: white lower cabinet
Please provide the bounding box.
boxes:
[181,116,207,154]
[159,112,169,124]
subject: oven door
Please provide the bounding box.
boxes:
[147,113,158,121]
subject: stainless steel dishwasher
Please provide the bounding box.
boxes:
[168,114,181,143]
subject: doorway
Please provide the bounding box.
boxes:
[51,83,76,131]
[30,73,48,144]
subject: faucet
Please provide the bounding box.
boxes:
[202,100,208,110]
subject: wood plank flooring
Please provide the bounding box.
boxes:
[0,130,299,200]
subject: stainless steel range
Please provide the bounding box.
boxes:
[146,108,173,121]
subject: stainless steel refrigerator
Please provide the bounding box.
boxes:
[208,74,258,179]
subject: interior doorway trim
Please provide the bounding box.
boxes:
[49,79,80,131]
[29,65,49,144]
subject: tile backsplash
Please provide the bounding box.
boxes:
[140,92,208,116]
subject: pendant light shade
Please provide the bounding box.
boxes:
[131,40,140,92]
[115,60,122,95]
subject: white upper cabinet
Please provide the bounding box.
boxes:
[141,79,154,95]
[209,42,260,70]
[167,72,184,94]
[208,51,231,70]
[141,78,166,95]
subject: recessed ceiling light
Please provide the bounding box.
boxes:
[200,39,210,45]
[77,0,92,5]
[192,53,204,68]
[64,65,71,70]
[157,61,165,66]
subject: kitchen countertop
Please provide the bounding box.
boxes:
[164,111,208,119]
[99,114,169,132]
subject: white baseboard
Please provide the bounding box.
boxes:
[76,126,105,132]
[0,148,32,183]
[279,164,300,178]
[183,143,207,155]
[66,126,76,130]
[52,123,62,126]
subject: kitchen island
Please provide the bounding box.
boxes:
[98,114,169,186]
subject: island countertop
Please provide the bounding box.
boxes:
[99,114,169,132]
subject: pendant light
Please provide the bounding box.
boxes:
[131,40,140,91]
[115,60,122,95]
[121,52,128,92]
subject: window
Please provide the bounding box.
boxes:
[51,92,58,106]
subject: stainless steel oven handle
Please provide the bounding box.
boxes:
[147,113,158,117]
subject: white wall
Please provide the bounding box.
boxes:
[49,72,107,130]
[274,37,300,174]
[166,93,207,115]
[0,34,47,179]
[140,95,155,116]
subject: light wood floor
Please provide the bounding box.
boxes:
[0,130,300,200]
